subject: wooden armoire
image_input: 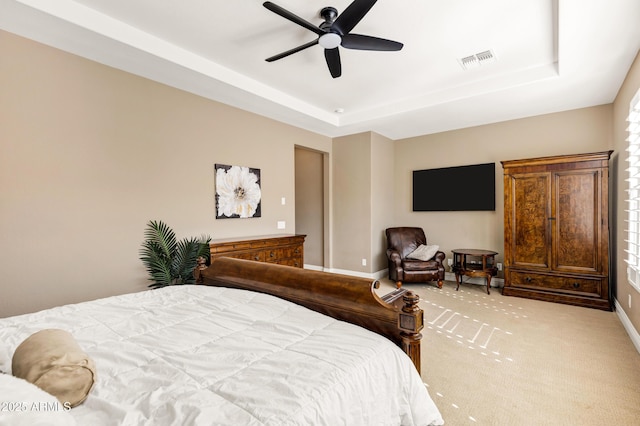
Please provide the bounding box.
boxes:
[501,151,612,311]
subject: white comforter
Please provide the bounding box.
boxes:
[0,285,443,425]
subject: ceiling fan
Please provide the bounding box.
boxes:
[263,0,403,78]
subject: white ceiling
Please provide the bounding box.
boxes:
[2,0,639,140]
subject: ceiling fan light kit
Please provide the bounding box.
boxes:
[263,0,403,78]
[319,33,342,49]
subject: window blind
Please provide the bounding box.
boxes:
[625,89,640,291]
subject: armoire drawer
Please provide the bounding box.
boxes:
[509,271,601,296]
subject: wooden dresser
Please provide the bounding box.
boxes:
[501,151,612,310]
[209,234,305,268]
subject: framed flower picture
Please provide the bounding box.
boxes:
[214,164,262,219]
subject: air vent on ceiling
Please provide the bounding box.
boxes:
[458,49,496,70]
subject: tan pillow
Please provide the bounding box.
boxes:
[12,329,96,408]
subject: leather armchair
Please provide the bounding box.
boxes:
[385,227,445,289]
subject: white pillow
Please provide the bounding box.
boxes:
[0,373,77,425]
[0,343,11,374]
[407,244,439,261]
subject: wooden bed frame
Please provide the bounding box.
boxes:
[195,257,424,373]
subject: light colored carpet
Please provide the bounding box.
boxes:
[377,279,640,425]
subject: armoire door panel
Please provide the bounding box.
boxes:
[552,170,600,273]
[511,173,550,269]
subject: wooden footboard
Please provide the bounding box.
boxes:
[195,257,424,373]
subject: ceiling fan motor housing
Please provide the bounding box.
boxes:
[319,6,341,49]
[320,6,338,26]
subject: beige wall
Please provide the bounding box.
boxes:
[331,132,395,275]
[393,106,613,274]
[370,132,395,273]
[613,51,640,334]
[332,133,372,273]
[0,31,331,317]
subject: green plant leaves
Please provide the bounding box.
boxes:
[140,220,211,288]
[173,238,204,285]
[140,240,173,288]
[143,220,177,259]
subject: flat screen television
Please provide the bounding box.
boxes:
[413,162,496,211]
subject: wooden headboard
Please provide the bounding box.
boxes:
[195,257,424,373]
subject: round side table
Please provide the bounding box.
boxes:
[451,249,498,294]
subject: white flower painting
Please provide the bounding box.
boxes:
[215,164,261,219]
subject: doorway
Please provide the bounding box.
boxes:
[294,147,327,270]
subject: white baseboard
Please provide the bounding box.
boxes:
[322,267,382,280]
[303,264,324,272]
[304,265,387,281]
[614,299,640,355]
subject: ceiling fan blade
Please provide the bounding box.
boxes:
[332,0,377,35]
[266,39,319,62]
[263,2,324,36]
[341,34,403,51]
[324,48,342,78]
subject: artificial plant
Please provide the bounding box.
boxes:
[139,220,211,288]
